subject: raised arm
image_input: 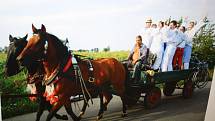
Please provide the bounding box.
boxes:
[190,20,206,37]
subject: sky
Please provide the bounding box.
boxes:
[0,0,214,51]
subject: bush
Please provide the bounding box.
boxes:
[0,53,38,119]
[193,17,215,69]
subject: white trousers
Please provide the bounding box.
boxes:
[184,62,189,69]
[161,45,176,72]
[152,49,164,70]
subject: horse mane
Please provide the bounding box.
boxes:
[46,33,69,59]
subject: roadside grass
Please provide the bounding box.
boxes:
[0,53,38,119]
[74,51,129,61]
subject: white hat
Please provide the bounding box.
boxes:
[146,18,152,23]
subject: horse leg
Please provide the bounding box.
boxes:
[46,100,64,121]
[78,95,89,118]
[64,99,80,121]
[46,100,68,120]
[35,97,45,121]
[103,91,113,111]
[120,95,127,117]
[111,84,127,117]
[97,92,105,120]
[79,88,101,118]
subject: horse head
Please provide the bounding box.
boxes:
[17,24,69,76]
[17,24,47,64]
[7,34,46,103]
[5,34,28,76]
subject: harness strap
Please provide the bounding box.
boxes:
[63,55,72,72]
[86,60,95,82]
[43,54,73,85]
[76,66,93,105]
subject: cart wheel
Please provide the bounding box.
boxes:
[125,87,141,106]
[144,87,161,109]
[183,81,194,98]
[163,82,176,96]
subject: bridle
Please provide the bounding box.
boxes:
[28,33,49,62]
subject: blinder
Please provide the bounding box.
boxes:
[44,40,48,55]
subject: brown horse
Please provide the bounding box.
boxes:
[17,24,127,121]
[5,34,68,121]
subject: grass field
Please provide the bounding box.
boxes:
[74,51,129,60]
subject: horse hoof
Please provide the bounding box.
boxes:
[96,114,103,120]
[55,115,68,120]
[78,111,84,118]
[75,116,81,121]
[62,115,69,120]
[121,112,128,117]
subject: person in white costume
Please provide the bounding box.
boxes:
[150,21,164,70]
[172,26,188,70]
[140,18,153,49]
[162,20,170,51]
[161,20,180,72]
[182,17,206,69]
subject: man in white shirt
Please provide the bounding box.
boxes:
[150,21,164,71]
[163,20,171,50]
[161,20,180,72]
[183,18,206,69]
[140,18,153,49]
[173,26,187,70]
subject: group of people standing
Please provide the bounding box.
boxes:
[128,17,205,81]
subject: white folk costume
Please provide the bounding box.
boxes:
[172,31,188,69]
[161,28,181,71]
[150,28,164,70]
[183,20,206,69]
[140,27,153,49]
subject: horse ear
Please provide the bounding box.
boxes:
[23,34,28,40]
[9,35,13,42]
[41,24,46,32]
[32,24,37,33]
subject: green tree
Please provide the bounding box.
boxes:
[193,17,215,69]
[103,46,110,52]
